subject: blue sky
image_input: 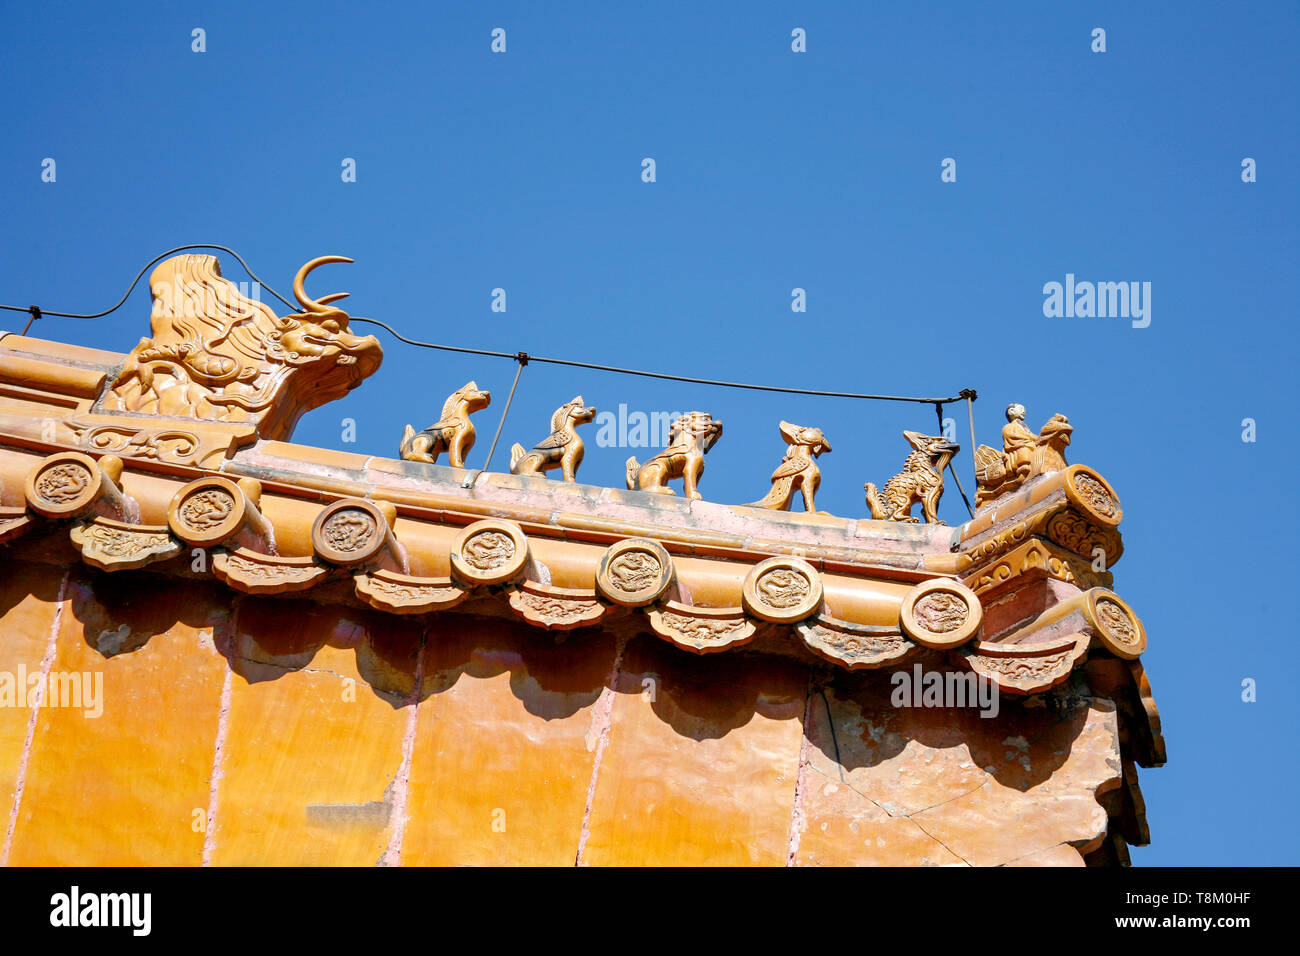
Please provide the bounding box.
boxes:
[2,1,1296,865]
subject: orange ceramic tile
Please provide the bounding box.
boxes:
[0,333,126,368]
[0,562,65,829]
[0,353,106,398]
[257,440,373,472]
[401,618,615,866]
[803,676,996,818]
[792,771,964,866]
[796,676,1122,866]
[1003,843,1087,866]
[910,702,1121,866]
[580,634,806,866]
[207,596,420,866]
[7,571,229,865]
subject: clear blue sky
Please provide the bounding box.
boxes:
[2,1,1296,865]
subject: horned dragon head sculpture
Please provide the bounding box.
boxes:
[101,254,383,440]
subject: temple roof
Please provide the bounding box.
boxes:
[0,255,1164,853]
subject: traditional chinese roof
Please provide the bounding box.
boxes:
[0,254,1164,860]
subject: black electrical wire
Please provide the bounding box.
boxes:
[0,244,300,333]
[462,353,528,488]
[2,244,984,519]
[1,243,976,418]
[346,316,518,361]
[0,245,970,406]
[934,401,975,519]
[350,316,968,406]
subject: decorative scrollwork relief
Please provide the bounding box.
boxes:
[646,602,755,653]
[213,549,329,594]
[69,519,181,572]
[796,615,918,670]
[957,633,1090,695]
[508,582,608,630]
[355,570,468,615]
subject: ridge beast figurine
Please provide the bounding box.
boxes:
[747,421,832,513]
[972,403,1072,506]
[509,396,597,481]
[863,430,959,524]
[399,381,491,468]
[626,411,723,499]
[102,255,383,439]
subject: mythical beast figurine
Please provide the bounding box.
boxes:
[509,396,597,481]
[399,381,491,467]
[972,404,1073,506]
[747,421,832,513]
[626,411,723,499]
[863,430,959,524]
[102,255,383,440]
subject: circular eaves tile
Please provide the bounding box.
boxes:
[741,556,823,623]
[25,452,102,518]
[450,519,530,586]
[595,538,674,606]
[899,578,982,650]
[1087,588,1146,659]
[312,498,389,566]
[168,476,247,546]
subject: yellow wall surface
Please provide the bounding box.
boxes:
[0,548,1122,866]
